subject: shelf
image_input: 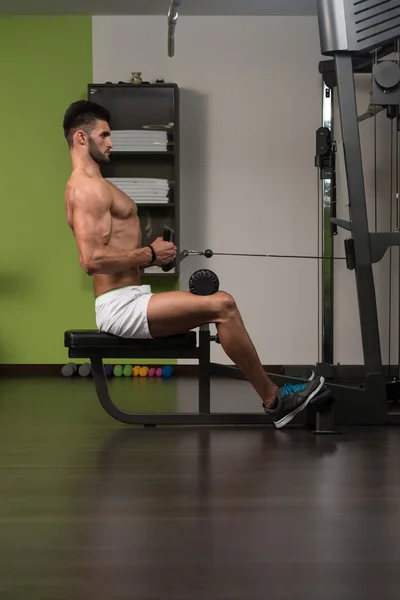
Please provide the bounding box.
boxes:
[91,83,178,88]
[90,82,180,282]
[111,151,175,156]
[137,203,175,208]
[141,271,179,277]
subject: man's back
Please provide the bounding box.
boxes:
[65,171,143,297]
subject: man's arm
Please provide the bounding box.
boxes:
[71,182,152,275]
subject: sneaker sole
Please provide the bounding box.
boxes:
[274,376,325,429]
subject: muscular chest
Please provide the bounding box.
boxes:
[110,185,137,221]
[107,183,140,247]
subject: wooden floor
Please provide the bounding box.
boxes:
[1,376,400,599]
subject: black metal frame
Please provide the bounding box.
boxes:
[334,54,384,374]
[312,0,400,424]
[66,325,334,431]
[317,44,400,383]
[210,362,385,426]
[67,325,269,426]
[319,44,397,89]
[315,87,336,371]
[291,52,400,423]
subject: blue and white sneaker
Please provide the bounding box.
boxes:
[264,376,325,429]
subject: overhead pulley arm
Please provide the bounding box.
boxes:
[167,0,180,57]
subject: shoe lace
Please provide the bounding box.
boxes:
[282,383,307,399]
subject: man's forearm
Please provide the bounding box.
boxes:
[85,244,153,274]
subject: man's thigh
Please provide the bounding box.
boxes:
[147,290,226,337]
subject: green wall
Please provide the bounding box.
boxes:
[0,17,177,365]
[0,16,93,364]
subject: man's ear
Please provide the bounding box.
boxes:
[74,129,87,147]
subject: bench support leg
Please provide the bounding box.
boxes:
[89,350,274,426]
[199,325,211,414]
[90,357,132,424]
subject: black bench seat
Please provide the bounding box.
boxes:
[65,329,199,359]
[63,325,333,430]
[62,324,280,427]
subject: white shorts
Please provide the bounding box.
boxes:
[95,285,154,339]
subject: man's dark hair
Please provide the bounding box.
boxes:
[63,100,111,148]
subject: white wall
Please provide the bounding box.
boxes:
[92,16,394,366]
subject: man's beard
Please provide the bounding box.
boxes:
[88,137,110,166]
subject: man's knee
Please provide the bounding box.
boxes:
[213,291,237,319]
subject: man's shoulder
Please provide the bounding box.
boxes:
[67,174,111,204]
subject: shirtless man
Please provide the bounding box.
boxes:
[63,100,325,429]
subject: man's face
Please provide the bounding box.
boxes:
[88,120,113,166]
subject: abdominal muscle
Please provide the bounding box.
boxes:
[94,187,144,298]
[93,267,141,298]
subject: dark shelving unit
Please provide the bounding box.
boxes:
[88,83,180,277]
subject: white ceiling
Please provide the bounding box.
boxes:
[0,0,317,16]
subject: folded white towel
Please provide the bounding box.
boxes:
[111,130,168,141]
[112,146,168,152]
[112,129,167,134]
[106,178,169,188]
[112,129,167,135]
[111,136,167,141]
[118,191,168,196]
[107,177,169,183]
[106,177,171,201]
[115,192,169,198]
[112,141,167,145]
[112,143,168,148]
[107,184,169,191]
[135,198,170,203]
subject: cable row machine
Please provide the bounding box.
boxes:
[312,0,400,425]
[65,0,400,428]
[200,0,400,427]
